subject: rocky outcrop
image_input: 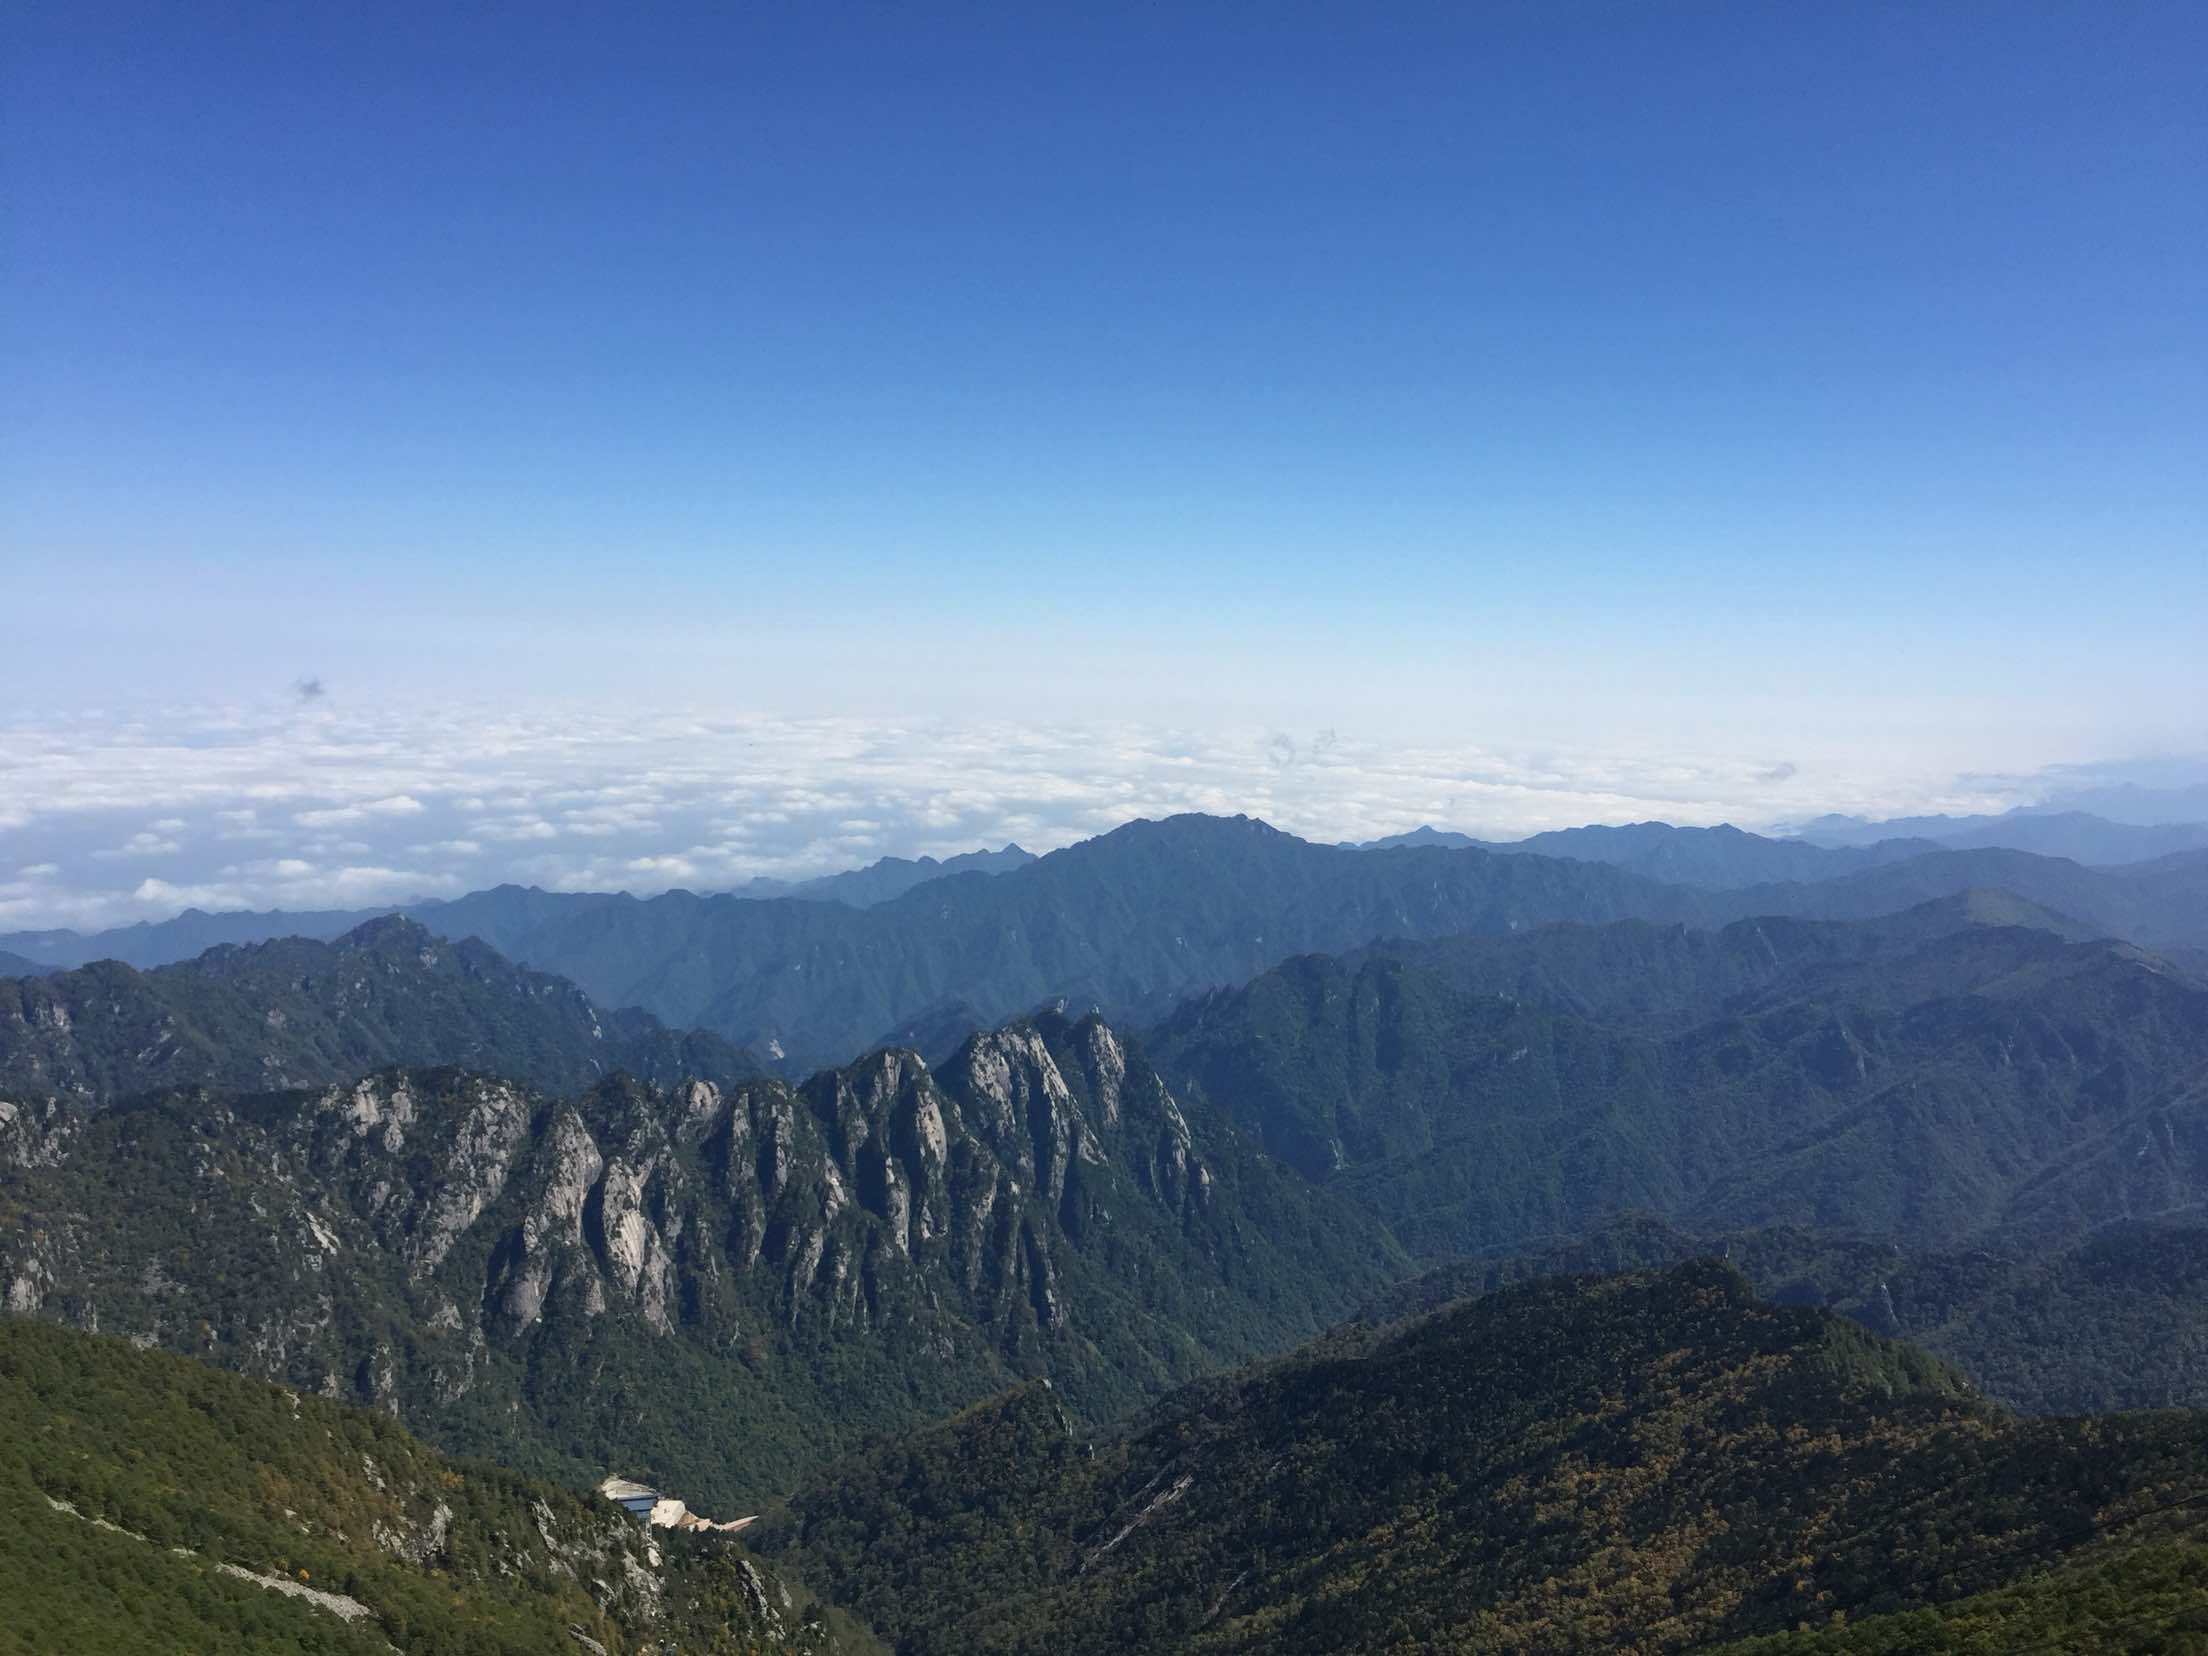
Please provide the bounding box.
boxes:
[0,1010,1400,1506]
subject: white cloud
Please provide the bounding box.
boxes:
[91,831,185,859]
[294,793,427,828]
[480,817,560,842]
[0,695,2169,933]
[626,854,701,883]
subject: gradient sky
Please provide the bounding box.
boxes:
[3,4,2206,923]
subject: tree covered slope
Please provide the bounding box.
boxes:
[0,914,761,1104]
[750,1262,2208,1656]
[0,1312,877,1655]
[1363,1212,2208,1416]
[1145,916,2208,1257]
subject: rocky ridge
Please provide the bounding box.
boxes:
[0,1011,1401,1508]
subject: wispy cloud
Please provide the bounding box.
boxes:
[0,697,2167,931]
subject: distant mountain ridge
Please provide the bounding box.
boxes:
[1792,806,2208,864]
[733,844,1035,905]
[0,914,762,1104]
[0,842,1039,972]
[12,813,2208,1070]
[1351,822,1942,886]
[1355,811,2207,884]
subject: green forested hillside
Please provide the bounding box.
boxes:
[0,914,760,1104]
[1146,917,2208,1257]
[1363,1213,2208,1415]
[0,1312,878,1655]
[751,1262,2208,1656]
[1365,891,2095,1029]
[1712,1533,2208,1653]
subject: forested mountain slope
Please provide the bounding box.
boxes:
[1147,912,2208,1257]
[0,915,761,1103]
[0,1313,876,1655]
[1353,891,2093,1029]
[1363,1211,2208,1415]
[750,1261,2208,1655]
[0,1012,1399,1508]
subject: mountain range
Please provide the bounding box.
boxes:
[1354,821,1945,886]
[0,846,1037,977]
[15,814,2208,1072]
[731,845,1036,905]
[10,883,2208,1490]
[1792,806,2208,863]
[5,798,2208,1645]
[1357,807,2208,882]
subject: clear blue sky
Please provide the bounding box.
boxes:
[4,2,2203,752]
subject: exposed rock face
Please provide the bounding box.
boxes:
[0,1010,1401,1504]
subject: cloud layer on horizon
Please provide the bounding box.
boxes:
[0,699,2184,933]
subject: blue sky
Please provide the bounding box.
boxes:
[3,4,2205,921]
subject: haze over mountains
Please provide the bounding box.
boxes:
[11,803,2208,1648]
[1357,808,2208,884]
[729,845,1035,906]
[11,810,2208,1070]
[1791,806,2208,862]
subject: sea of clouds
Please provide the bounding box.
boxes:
[0,697,2152,933]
